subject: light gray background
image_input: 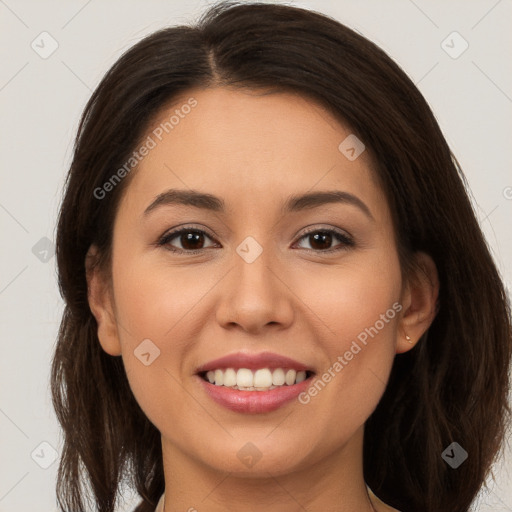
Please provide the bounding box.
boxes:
[1,0,511,510]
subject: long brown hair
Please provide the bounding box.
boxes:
[51,2,512,511]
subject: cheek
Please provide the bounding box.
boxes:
[108,254,200,421]
[292,249,402,346]
[293,253,401,421]
[111,253,214,344]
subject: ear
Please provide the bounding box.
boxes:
[397,251,439,354]
[85,244,122,356]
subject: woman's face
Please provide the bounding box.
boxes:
[96,87,410,477]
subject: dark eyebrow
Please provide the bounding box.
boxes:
[282,190,374,220]
[143,189,374,220]
[144,189,225,216]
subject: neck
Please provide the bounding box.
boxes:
[160,426,377,512]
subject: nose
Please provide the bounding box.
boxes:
[215,243,295,335]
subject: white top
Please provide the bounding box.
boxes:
[154,492,164,512]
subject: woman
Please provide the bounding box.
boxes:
[51,2,512,511]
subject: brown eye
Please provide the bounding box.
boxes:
[178,231,207,250]
[306,232,334,250]
[295,228,354,253]
[158,228,218,254]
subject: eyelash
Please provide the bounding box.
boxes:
[156,225,355,255]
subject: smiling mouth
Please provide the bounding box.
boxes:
[198,368,315,391]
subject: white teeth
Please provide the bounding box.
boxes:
[237,368,254,387]
[285,369,296,385]
[223,368,237,387]
[295,370,307,383]
[253,368,273,387]
[214,369,223,386]
[204,367,309,389]
[272,368,285,386]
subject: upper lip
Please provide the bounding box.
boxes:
[195,351,314,374]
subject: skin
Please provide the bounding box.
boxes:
[87,87,439,512]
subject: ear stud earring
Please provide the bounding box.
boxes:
[406,334,412,343]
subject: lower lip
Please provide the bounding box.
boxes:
[196,374,314,414]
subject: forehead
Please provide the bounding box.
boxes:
[118,87,385,220]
